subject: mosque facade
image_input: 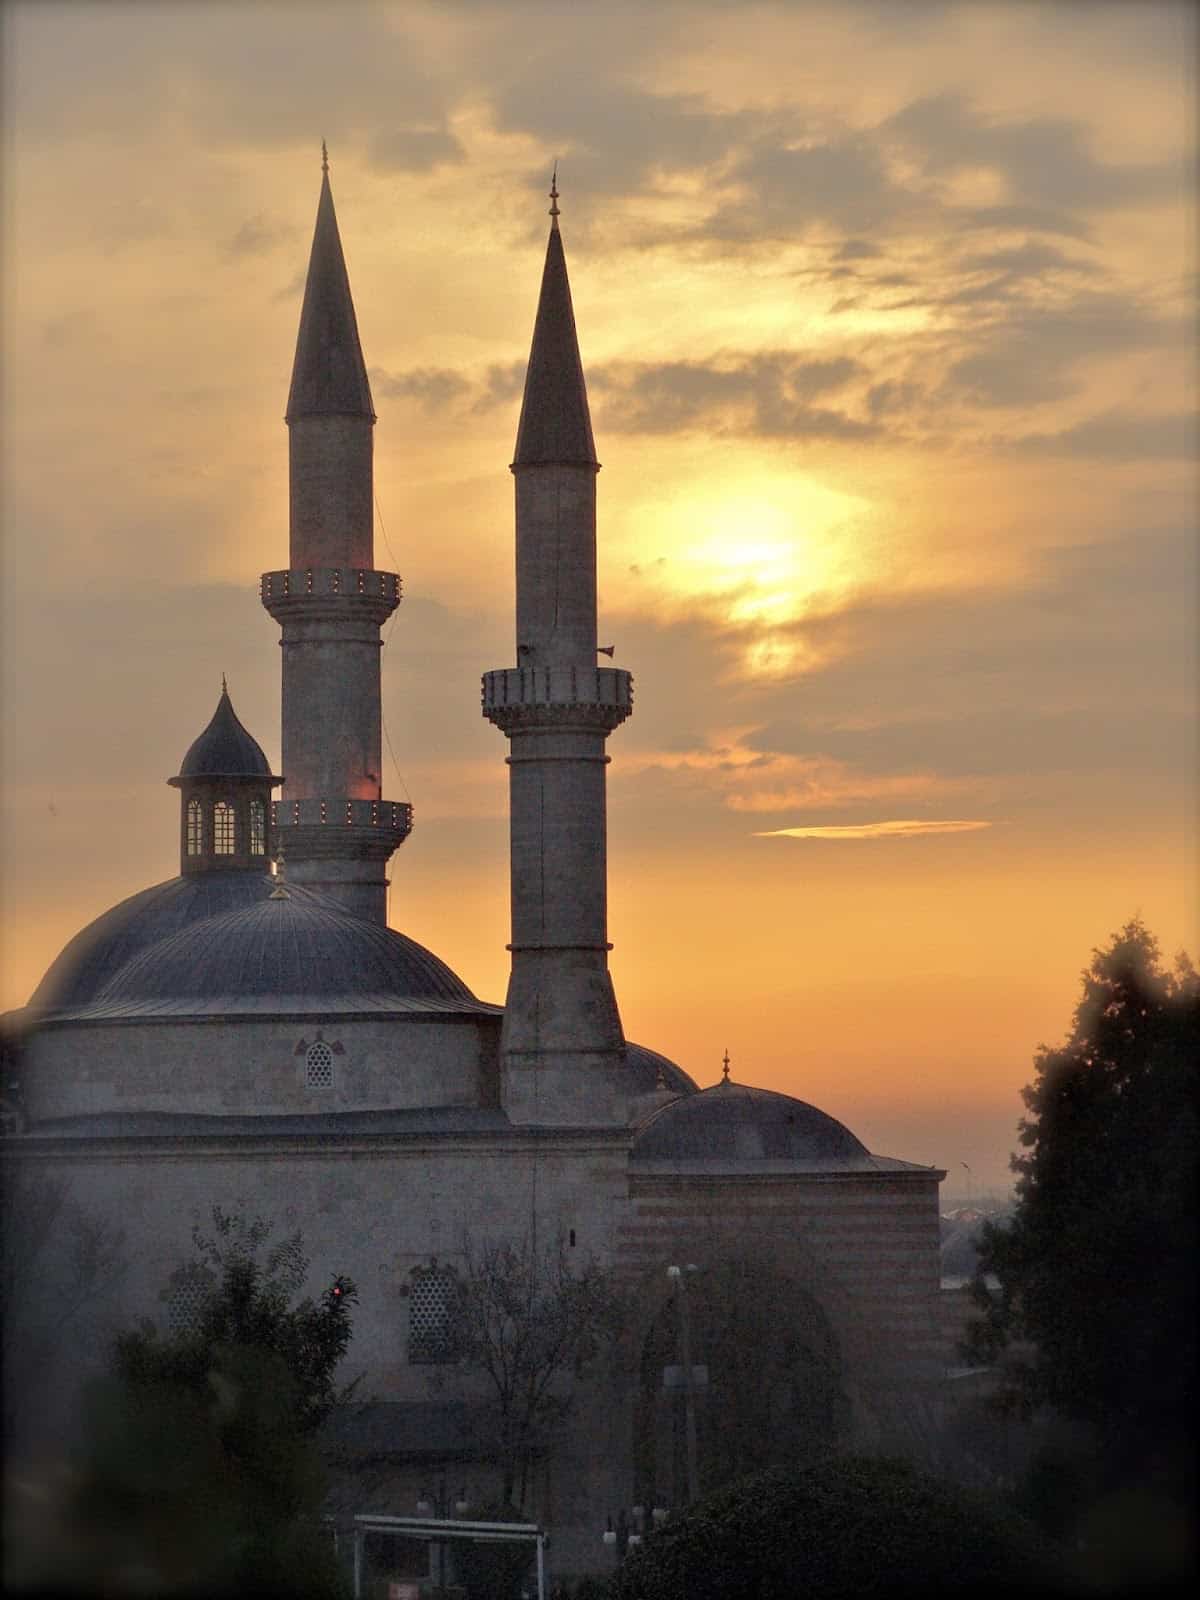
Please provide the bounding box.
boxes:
[2,163,947,1580]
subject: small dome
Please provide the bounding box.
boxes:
[176,686,273,779]
[85,891,481,1016]
[631,1078,873,1168]
[625,1043,698,1098]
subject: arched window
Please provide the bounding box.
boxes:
[249,799,266,856]
[186,798,203,856]
[409,1265,459,1364]
[213,800,236,855]
[306,1040,334,1090]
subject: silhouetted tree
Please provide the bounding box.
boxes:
[451,1232,620,1507]
[57,1208,357,1595]
[967,920,1197,1509]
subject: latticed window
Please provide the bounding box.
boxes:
[306,1040,334,1089]
[213,800,236,854]
[249,799,266,856]
[409,1267,459,1364]
[186,799,203,856]
[166,1265,215,1338]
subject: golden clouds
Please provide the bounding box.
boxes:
[756,819,995,840]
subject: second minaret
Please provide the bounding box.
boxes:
[484,181,632,1125]
[262,155,410,922]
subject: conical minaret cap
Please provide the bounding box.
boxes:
[286,165,375,422]
[513,211,597,467]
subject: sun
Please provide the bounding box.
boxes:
[618,471,873,675]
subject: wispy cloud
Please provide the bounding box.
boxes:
[756,819,995,840]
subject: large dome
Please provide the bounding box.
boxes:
[69,891,486,1019]
[28,872,288,1013]
[631,1077,875,1169]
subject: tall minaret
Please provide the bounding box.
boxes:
[261,147,411,923]
[483,175,633,1125]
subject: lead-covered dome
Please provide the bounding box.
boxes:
[72,891,484,1018]
[631,1077,875,1169]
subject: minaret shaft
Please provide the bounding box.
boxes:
[515,467,598,667]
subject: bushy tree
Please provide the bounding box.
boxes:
[57,1208,358,1596]
[968,923,1196,1448]
[608,1457,1059,1600]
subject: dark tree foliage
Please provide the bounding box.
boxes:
[116,1206,358,1435]
[60,1208,358,1596]
[607,1457,1060,1600]
[967,920,1198,1480]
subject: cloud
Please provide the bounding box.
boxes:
[946,291,1176,406]
[885,92,1178,213]
[756,819,994,840]
[228,214,300,259]
[366,126,465,173]
[373,365,473,410]
[591,353,874,439]
[1008,410,1197,462]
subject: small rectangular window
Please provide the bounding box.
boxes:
[213,801,236,855]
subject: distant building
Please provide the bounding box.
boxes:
[2,164,948,1578]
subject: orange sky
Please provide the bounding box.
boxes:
[2,1,1196,1197]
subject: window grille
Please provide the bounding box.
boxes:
[166,1266,214,1338]
[306,1040,334,1089]
[213,800,236,854]
[186,799,203,856]
[409,1268,458,1364]
[249,799,266,856]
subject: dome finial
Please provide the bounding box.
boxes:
[270,836,291,899]
[321,138,329,176]
[549,160,560,227]
[721,1048,731,1082]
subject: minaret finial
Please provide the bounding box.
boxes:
[321,138,329,176]
[549,161,560,226]
[721,1049,731,1082]
[221,671,228,695]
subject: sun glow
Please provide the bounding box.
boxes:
[621,472,874,676]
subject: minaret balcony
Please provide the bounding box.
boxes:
[272,797,412,861]
[482,665,632,734]
[260,567,400,626]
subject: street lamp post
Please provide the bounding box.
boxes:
[667,1265,701,1505]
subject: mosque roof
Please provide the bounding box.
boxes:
[286,161,375,421]
[629,1077,930,1174]
[512,191,597,468]
[26,874,486,1020]
[56,891,486,1020]
[173,685,275,781]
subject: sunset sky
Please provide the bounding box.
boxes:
[2,1,1195,1197]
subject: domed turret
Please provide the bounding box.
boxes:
[167,682,281,877]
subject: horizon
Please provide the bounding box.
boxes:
[2,0,1196,1198]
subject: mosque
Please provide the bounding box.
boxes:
[2,160,947,1579]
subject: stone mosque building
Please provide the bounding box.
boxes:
[2,162,947,1576]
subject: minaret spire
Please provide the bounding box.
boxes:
[483,196,633,1126]
[261,161,411,923]
[513,172,596,472]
